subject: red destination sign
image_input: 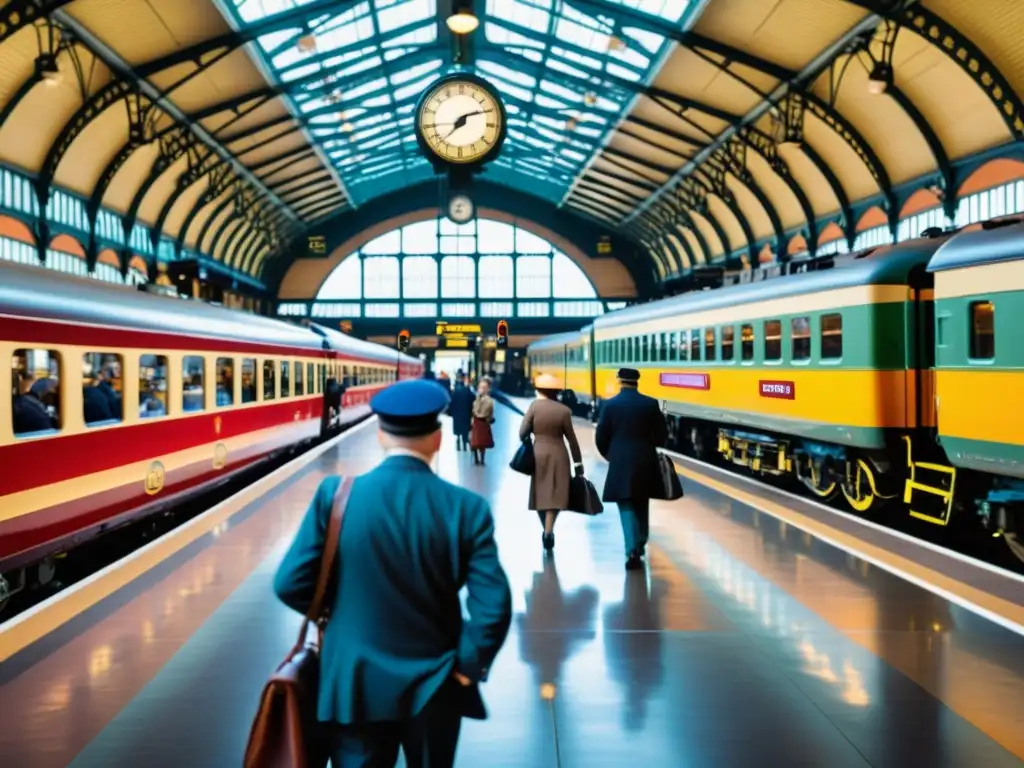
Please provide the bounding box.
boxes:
[759,380,795,399]
[659,372,710,390]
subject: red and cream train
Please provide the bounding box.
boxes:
[0,261,422,604]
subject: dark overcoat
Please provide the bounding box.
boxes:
[273,458,513,725]
[595,387,668,503]
[449,383,475,437]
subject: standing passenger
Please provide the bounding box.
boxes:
[470,377,495,465]
[519,374,583,552]
[274,379,512,768]
[449,373,474,451]
[595,368,668,571]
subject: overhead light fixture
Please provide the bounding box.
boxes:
[340,122,354,133]
[35,54,62,87]
[447,0,479,34]
[607,36,625,52]
[565,117,578,131]
[297,34,317,53]
[867,61,892,95]
[583,91,597,106]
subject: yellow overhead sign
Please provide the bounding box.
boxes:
[436,322,481,335]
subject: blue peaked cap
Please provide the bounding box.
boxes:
[371,379,451,436]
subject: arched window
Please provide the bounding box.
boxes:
[312,216,602,320]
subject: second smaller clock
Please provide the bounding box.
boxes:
[447,192,475,225]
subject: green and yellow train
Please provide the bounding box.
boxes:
[528,221,1024,556]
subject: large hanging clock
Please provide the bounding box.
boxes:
[415,73,507,171]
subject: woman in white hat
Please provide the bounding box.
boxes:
[519,373,583,551]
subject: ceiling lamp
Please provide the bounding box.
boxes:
[297,34,317,53]
[447,0,479,34]
[583,91,597,106]
[340,121,354,133]
[327,90,342,104]
[35,54,62,87]
[607,36,625,52]
[867,61,892,95]
[565,116,578,131]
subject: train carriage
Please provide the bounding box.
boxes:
[0,261,421,602]
[526,328,595,411]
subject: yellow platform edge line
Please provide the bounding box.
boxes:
[0,418,377,663]
[670,461,1024,636]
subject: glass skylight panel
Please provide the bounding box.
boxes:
[607,62,642,82]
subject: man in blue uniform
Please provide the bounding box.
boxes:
[274,379,512,768]
[449,373,474,451]
[595,368,668,571]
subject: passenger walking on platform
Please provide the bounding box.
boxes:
[519,373,584,552]
[449,373,474,451]
[595,368,668,571]
[470,377,495,465]
[273,379,512,768]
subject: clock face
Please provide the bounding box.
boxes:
[448,194,474,224]
[418,78,503,166]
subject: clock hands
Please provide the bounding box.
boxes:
[437,109,487,139]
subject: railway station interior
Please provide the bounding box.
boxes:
[1,0,1023,766]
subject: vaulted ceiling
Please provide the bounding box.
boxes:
[0,0,1020,285]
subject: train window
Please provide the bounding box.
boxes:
[704,328,717,361]
[295,361,305,396]
[183,356,205,412]
[12,349,62,435]
[741,324,755,361]
[216,358,234,407]
[821,314,843,359]
[689,329,701,361]
[721,326,734,361]
[82,352,123,426]
[669,332,679,361]
[969,301,994,360]
[679,331,689,362]
[764,320,782,361]
[281,361,291,397]
[241,359,257,403]
[308,363,316,393]
[791,317,811,361]
[139,354,168,419]
[263,360,277,400]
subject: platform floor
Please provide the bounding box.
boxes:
[2,405,1024,767]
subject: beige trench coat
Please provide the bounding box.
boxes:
[519,397,582,511]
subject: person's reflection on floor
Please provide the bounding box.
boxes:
[517,557,599,694]
[603,571,664,731]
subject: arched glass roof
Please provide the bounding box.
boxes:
[229,0,695,206]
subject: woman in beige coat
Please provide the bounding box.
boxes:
[470,377,495,465]
[519,374,583,552]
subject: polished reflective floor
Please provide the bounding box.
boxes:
[2,406,1023,767]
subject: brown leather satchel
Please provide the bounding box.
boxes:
[244,477,354,768]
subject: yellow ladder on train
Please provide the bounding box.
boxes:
[901,435,957,525]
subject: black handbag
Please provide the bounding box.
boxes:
[652,452,684,501]
[568,474,603,515]
[509,438,535,475]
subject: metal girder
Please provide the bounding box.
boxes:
[842,0,1024,138]
[0,1,75,46]
[211,214,245,262]
[123,126,203,243]
[0,74,39,127]
[196,192,238,256]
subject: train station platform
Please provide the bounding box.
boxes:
[2,405,1024,767]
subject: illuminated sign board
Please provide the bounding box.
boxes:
[436,322,482,335]
[307,235,327,255]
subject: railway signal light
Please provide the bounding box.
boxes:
[496,320,508,346]
[397,329,411,352]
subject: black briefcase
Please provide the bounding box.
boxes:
[652,453,685,501]
[509,438,535,475]
[568,474,603,516]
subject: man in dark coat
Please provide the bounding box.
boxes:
[275,379,512,767]
[449,373,474,451]
[595,368,668,571]
[95,367,123,420]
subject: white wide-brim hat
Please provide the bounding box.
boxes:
[534,373,562,390]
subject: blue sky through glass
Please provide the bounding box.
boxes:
[231,0,693,208]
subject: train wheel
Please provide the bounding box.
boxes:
[841,459,877,513]
[801,459,839,502]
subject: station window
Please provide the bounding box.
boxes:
[741,324,755,361]
[792,317,811,361]
[721,326,734,361]
[263,360,276,400]
[82,351,123,425]
[764,320,782,361]
[12,348,61,436]
[241,358,257,403]
[295,361,305,396]
[821,314,843,359]
[969,301,995,360]
[139,354,168,419]
[690,329,701,362]
[216,358,234,407]
[281,361,291,397]
[183,356,205,412]
[704,328,716,361]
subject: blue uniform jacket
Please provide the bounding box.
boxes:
[595,388,668,502]
[449,383,475,437]
[273,457,512,725]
